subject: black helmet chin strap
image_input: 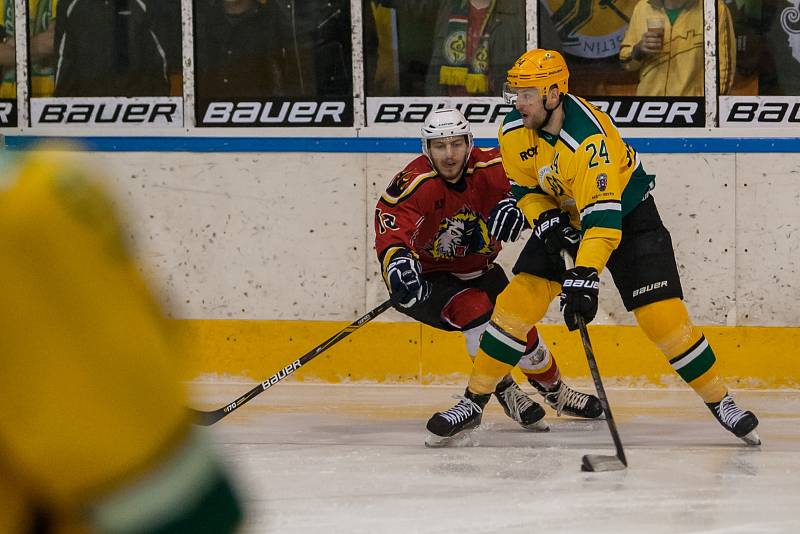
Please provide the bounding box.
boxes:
[541,93,564,130]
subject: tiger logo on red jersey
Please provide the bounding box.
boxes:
[430,209,493,259]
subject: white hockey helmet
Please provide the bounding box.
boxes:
[421,108,474,169]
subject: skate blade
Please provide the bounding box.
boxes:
[425,431,475,448]
[554,410,605,420]
[740,429,761,447]
[521,419,550,432]
[581,454,627,472]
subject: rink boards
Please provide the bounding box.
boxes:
[15,149,795,388]
[178,320,800,389]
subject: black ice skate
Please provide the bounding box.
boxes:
[425,389,490,448]
[494,376,549,431]
[706,394,761,446]
[533,380,604,419]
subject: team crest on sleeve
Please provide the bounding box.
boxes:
[429,208,493,259]
[596,173,608,192]
[381,170,435,205]
[386,171,414,197]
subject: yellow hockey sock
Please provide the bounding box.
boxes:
[469,347,515,394]
[635,298,727,403]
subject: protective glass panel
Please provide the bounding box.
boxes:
[26,0,183,128]
[18,0,55,99]
[719,0,800,127]
[364,0,525,132]
[50,0,182,97]
[540,0,714,127]
[0,0,17,125]
[366,0,527,97]
[194,0,353,126]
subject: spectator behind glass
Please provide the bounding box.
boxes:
[0,0,57,98]
[370,1,439,96]
[195,0,295,98]
[620,0,736,96]
[426,0,525,97]
[271,0,353,97]
[54,0,181,97]
[723,0,763,94]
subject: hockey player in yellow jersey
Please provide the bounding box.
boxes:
[426,49,761,446]
[0,150,242,533]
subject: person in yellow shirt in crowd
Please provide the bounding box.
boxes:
[620,0,737,96]
[426,49,761,448]
[0,149,243,533]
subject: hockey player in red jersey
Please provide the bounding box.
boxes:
[374,108,602,447]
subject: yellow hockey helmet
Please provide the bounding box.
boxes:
[504,49,569,104]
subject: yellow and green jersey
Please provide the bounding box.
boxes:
[0,151,241,534]
[498,93,655,272]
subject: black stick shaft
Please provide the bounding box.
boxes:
[189,299,393,426]
[562,250,627,466]
[577,316,628,466]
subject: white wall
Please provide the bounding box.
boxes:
[89,151,799,327]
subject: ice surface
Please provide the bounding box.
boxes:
[190,384,800,534]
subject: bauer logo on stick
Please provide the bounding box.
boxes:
[262,360,302,390]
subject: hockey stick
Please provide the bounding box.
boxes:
[561,250,628,472]
[189,299,393,426]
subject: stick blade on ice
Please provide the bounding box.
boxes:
[189,408,225,426]
[581,454,627,472]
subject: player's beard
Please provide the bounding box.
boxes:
[522,109,546,130]
[436,159,466,182]
[431,145,468,182]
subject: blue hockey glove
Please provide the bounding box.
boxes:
[487,197,527,242]
[385,251,431,308]
[560,266,600,331]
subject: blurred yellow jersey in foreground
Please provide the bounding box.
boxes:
[0,150,242,533]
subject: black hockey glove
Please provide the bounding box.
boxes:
[560,266,600,331]
[385,251,431,308]
[487,197,527,242]
[533,208,581,254]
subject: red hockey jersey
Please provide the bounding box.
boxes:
[375,147,510,277]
